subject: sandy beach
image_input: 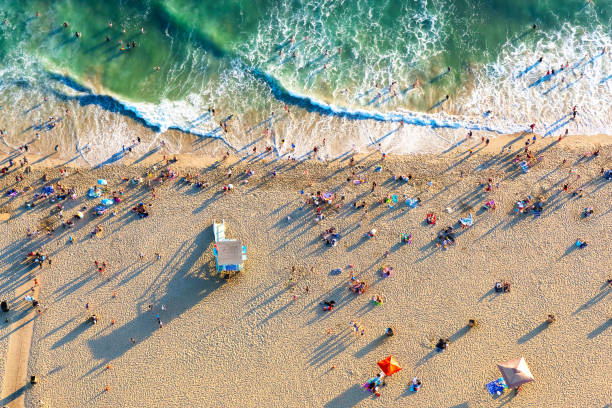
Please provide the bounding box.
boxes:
[0,133,610,407]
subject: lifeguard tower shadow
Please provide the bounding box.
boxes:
[87,226,223,370]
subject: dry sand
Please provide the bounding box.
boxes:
[0,133,610,407]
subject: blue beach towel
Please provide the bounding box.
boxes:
[486,378,507,396]
[406,198,419,208]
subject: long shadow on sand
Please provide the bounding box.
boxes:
[587,319,611,339]
[86,226,223,372]
[517,322,548,344]
[324,384,369,408]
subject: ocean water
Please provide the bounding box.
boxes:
[0,0,610,164]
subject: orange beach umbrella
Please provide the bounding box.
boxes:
[377,355,402,376]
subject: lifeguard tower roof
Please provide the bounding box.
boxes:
[215,240,244,266]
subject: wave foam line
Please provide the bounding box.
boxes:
[250,68,522,135]
[46,72,237,151]
[47,67,526,159]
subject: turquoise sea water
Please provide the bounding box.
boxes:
[0,0,610,162]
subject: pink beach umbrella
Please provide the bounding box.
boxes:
[497,357,534,389]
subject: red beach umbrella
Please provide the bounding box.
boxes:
[377,355,402,376]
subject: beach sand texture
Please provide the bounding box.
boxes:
[0,135,610,407]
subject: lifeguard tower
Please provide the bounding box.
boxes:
[212,220,246,278]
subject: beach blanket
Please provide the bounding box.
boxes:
[88,187,101,198]
[486,377,508,396]
[459,213,473,227]
[362,376,382,391]
[406,198,419,208]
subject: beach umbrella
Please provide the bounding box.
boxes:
[497,357,534,389]
[377,356,402,376]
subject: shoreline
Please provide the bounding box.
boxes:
[3,130,611,171]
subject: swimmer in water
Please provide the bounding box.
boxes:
[154,66,160,71]
[63,22,69,28]
[108,21,113,28]
[75,32,81,38]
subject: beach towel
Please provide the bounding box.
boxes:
[362,376,382,391]
[101,199,113,207]
[88,187,101,198]
[459,213,473,227]
[486,377,508,396]
[406,198,419,208]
